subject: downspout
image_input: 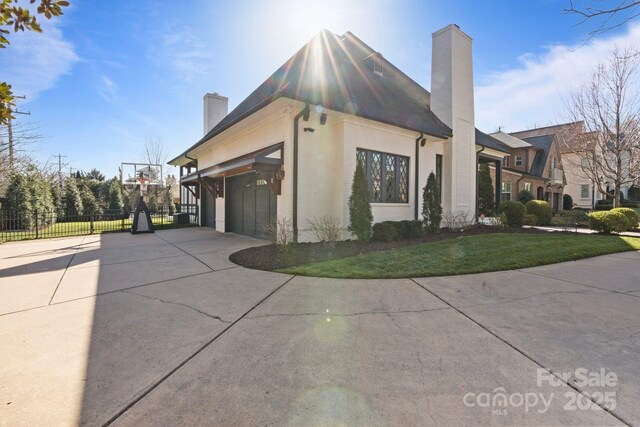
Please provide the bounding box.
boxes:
[476,146,484,219]
[293,103,310,242]
[414,133,424,221]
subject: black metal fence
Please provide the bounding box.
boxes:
[0,206,200,243]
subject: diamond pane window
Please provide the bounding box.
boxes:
[371,152,382,202]
[356,149,408,204]
[398,157,408,202]
[385,155,395,202]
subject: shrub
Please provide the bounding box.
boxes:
[398,220,423,239]
[263,217,294,252]
[442,210,473,230]
[611,207,639,230]
[477,164,495,216]
[64,178,84,217]
[563,194,574,211]
[565,209,589,224]
[525,200,553,226]
[622,202,640,208]
[348,160,373,240]
[373,222,399,242]
[588,211,630,234]
[422,172,442,233]
[517,190,534,204]
[306,215,342,249]
[500,200,526,228]
[594,204,613,211]
[523,214,538,226]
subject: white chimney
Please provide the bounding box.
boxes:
[430,24,476,218]
[203,92,228,135]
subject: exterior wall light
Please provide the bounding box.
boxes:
[304,127,315,133]
[320,113,327,125]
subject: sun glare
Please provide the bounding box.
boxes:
[281,0,360,39]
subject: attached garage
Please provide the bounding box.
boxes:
[225,173,276,238]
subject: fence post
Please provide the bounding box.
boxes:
[35,209,39,239]
[90,211,94,234]
[161,206,164,229]
[121,210,125,232]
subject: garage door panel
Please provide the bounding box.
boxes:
[226,173,276,238]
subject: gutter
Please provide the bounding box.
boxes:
[292,103,310,242]
[414,133,424,220]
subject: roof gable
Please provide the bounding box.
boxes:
[170,30,453,164]
[522,134,555,177]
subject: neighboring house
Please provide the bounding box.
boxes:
[169,25,508,240]
[491,127,567,212]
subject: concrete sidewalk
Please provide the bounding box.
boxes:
[1,228,638,426]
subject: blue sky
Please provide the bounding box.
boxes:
[3,0,640,178]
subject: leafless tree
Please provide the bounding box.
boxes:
[565,1,640,39]
[563,46,640,207]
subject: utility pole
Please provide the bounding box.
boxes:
[53,154,67,194]
[7,95,30,168]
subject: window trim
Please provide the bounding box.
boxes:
[356,148,409,204]
[524,182,532,193]
[501,181,512,201]
[580,184,590,199]
[515,155,523,167]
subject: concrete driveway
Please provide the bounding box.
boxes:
[0,228,638,426]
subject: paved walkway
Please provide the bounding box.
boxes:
[0,228,638,426]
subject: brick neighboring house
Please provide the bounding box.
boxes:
[489,129,566,212]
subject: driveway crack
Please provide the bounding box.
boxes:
[244,306,450,320]
[121,290,232,323]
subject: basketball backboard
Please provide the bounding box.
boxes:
[121,163,163,186]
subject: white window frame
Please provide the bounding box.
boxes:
[515,155,523,167]
[580,184,590,199]
[524,182,532,193]
[501,182,512,201]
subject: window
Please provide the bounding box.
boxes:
[501,181,512,201]
[524,182,532,193]
[581,157,590,168]
[435,154,443,203]
[581,184,590,199]
[502,156,509,168]
[515,155,523,167]
[356,149,409,203]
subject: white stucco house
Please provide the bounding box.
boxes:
[169,25,508,240]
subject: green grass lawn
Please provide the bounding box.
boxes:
[278,233,640,279]
[0,216,192,242]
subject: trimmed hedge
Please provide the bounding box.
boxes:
[588,211,630,233]
[372,222,399,242]
[525,200,553,226]
[372,220,424,242]
[500,200,526,228]
[611,208,639,230]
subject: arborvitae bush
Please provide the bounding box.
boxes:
[517,189,535,204]
[563,194,574,210]
[477,164,495,216]
[64,178,84,217]
[348,160,373,240]
[422,172,442,233]
[108,179,124,210]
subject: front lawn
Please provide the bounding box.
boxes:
[277,233,640,278]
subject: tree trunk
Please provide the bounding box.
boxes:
[614,186,621,208]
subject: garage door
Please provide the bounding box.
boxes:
[225,173,276,238]
[201,189,215,228]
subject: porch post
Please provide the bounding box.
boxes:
[495,160,502,212]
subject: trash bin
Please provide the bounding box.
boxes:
[174,213,189,225]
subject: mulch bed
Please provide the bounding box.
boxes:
[229,225,554,271]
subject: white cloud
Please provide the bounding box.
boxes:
[159,27,215,82]
[98,75,118,104]
[2,19,79,100]
[475,23,640,132]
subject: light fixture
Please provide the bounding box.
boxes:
[420,138,426,147]
[320,113,327,125]
[303,108,310,121]
[304,127,315,133]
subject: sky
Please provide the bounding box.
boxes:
[3,0,640,178]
